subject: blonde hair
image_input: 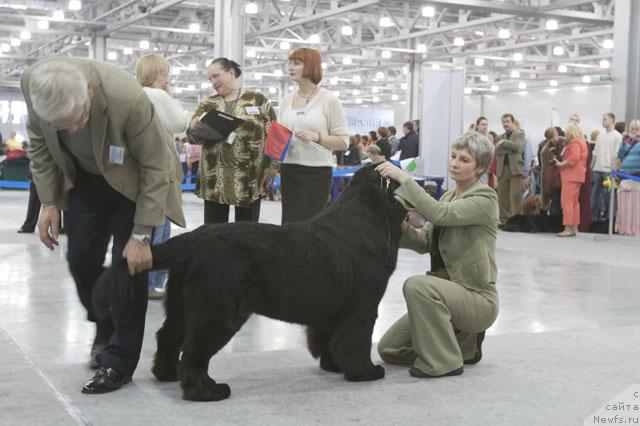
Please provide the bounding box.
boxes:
[135,54,169,87]
[564,123,584,141]
[629,119,640,130]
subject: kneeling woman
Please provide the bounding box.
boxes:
[375,132,499,378]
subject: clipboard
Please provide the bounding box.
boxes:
[191,109,245,144]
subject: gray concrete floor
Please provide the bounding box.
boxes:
[0,189,639,425]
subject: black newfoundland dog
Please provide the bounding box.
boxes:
[93,165,407,401]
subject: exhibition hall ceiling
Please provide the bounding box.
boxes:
[0,0,616,105]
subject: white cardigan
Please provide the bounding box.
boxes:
[143,87,189,135]
[279,88,349,167]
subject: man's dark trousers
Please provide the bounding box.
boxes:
[65,168,148,375]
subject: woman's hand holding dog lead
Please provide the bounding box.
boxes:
[375,161,410,185]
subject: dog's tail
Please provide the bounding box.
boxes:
[92,232,196,321]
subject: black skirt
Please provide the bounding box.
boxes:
[280,163,333,224]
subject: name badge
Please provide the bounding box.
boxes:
[295,110,306,116]
[109,145,125,165]
[245,106,260,115]
[226,131,237,145]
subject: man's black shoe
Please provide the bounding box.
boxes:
[409,366,464,378]
[81,367,132,394]
[17,228,35,233]
[464,331,485,365]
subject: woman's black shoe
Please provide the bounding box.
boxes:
[464,331,485,365]
[17,228,35,233]
[81,367,132,394]
[409,366,464,378]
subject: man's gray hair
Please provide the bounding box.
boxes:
[452,131,495,175]
[29,60,88,123]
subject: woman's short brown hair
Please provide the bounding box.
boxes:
[377,127,389,138]
[136,53,170,87]
[288,48,323,84]
[544,127,558,140]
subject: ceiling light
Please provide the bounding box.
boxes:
[188,23,200,33]
[254,73,262,80]
[602,39,614,49]
[355,98,362,104]
[553,46,564,56]
[491,84,499,92]
[330,77,338,85]
[518,91,528,96]
[188,63,197,71]
[171,68,181,75]
[19,30,31,40]
[0,43,10,52]
[422,6,435,17]
[558,64,568,73]
[381,50,391,59]
[372,87,379,93]
[52,10,64,21]
[416,44,427,53]
[480,75,489,82]
[518,82,527,90]
[464,87,472,94]
[201,82,209,89]
[333,90,341,97]
[187,84,195,91]
[321,62,327,69]
[510,70,520,78]
[288,85,295,91]
[274,69,283,77]
[10,38,20,47]
[475,30,485,36]
[205,58,213,66]
[279,41,290,50]
[352,89,360,95]
[245,2,258,14]
[353,75,361,83]
[549,80,558,87]
[453,37,465,47]
[498,29,510,39]
[582,75,592,84]
[341,25,353,36]
[68,0,81,11]
[432,63,440,69]
[107,51,118,60]
[474,57,485,66]
[375,71,385,80]
[342,56,352,65]
[123,47,133,55]
[513,52,524,62]
[139,40,150,49]
[379,17,394,27]
[400,83,408,90]
[269,86,277,94]
[174,87,183,94]
[372,96,380,102]
[37,20,49,30]
[392,94,399,101]
[247,48,256,57]
[403,65,409,75]
[599,59,610,69]
[545,19,558,30]
[308,34,320,43]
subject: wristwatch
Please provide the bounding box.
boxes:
[131,233,151,245]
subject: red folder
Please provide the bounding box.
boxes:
[264,121,292,161]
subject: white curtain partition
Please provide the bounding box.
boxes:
[419,67,465,190]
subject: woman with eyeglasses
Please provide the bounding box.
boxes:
[188,57,276,224]
[278,47,349,223]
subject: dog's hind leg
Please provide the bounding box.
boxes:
[306,325,340,373]
[152,266,186,382]
[330,313,385,382]
[179,284,251,402]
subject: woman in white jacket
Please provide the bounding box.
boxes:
[135,54,189,298]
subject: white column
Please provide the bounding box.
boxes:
[611,0,640,122]
[89,35,106,61]
[214,0,245,68]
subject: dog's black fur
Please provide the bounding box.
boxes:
[502,214,564,233]
[93,165,407,401]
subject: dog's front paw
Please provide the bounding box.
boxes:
[182,382,231,402]
[320,355,341,373]
[152,353,179,382]
[344,364,385,382]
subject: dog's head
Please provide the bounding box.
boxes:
[347,164,407,223]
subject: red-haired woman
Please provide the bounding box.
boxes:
[278,47,350,223]
[554,123,588,237]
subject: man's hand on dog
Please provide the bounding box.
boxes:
[123,239,153,276]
